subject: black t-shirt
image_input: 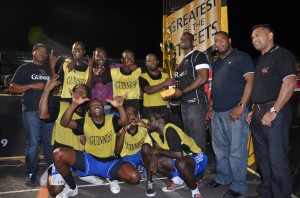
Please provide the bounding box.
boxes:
[178,50,210,105]
[251,45,297,104]
[165,126,183,152]
[11,62,52,111]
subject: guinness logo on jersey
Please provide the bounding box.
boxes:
[31,74,50,80]
[115,80,137,89]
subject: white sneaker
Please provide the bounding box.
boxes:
[79,175,104,185]
[107,178,120,194]
[56,184,78,198]
[40,164,53,186]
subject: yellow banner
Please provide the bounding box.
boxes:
[165,0,222,63]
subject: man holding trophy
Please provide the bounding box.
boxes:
[158,29,209,196]
[161,30,209,156]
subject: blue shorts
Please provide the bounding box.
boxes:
[122,150,144,168]
[171,153,208,177]
[76,152,120,179]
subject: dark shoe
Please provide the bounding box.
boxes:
[223,189,242,198]
[206,180,221,188]
[25,173,37,187]
[146,181,156,197]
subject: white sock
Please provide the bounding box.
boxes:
[191,187,200,197]
[171,176,184,184]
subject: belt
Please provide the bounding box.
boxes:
[253,101,276,110]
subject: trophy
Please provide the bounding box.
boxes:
[160,26,177,98]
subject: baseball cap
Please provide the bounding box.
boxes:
[32,43,47,51]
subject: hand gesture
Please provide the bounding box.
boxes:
[69,88,89,105]
[106,93,128,108]
[93,65,104,75]
[49,50,61,71]
[45,74,61,91]
[87,53,95,70]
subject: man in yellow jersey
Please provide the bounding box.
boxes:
[143,111,207,198]
[39,81,103,197]
[52,41,94,152]
[110,49,142,111]
[115,105,154,196]
[53,93,140,197]
[139,53,176,119]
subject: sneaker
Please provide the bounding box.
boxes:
[107,178,120,194]
[56,184,78,198]
[25,173,37,187]
[146,181,156,197]
[40,164,53,186]
[194,194,203,198]
[162,181,185,192]
[79,175,104,185]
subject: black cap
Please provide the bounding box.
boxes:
[32,43,47,51]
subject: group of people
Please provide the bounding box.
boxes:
[7,23,298,198]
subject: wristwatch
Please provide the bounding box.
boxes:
[270,107,278,113]
[238,103,245,108]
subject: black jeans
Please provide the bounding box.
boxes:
[250,103,292,198]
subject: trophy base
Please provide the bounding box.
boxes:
[160,87,175,98]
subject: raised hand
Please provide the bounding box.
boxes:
[49,50,61,73]
[45,74,61,91]
[87,53,95,70]
[106,92,128,107]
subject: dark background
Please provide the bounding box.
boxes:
[1,0,300,61]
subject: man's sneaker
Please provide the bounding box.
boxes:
[40,164,53,186]
[146,181,156,197]
[25,173,37,187]
[79,175,104,185]
[194,194,203,198]
[107,178,120,194]
[162,181,185,192]
[56,184,78,198]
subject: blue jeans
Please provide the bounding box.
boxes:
[211,109,249,194]
[251,104,292,198]
[23,111,54,175]
[181,103,207,152]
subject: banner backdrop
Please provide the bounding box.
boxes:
[162,0,227,63]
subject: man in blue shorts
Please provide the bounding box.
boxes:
[52,93,140,197]
[143,111,208,198]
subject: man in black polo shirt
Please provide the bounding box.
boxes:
[247,24,297,198]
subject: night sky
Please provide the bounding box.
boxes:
[1,0,300,61]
